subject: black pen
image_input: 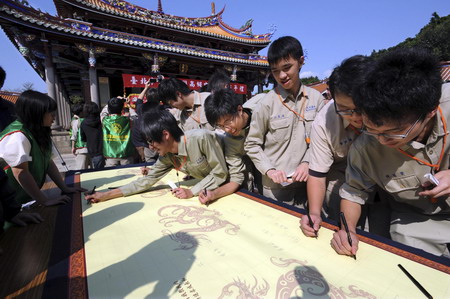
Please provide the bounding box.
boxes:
[398,264,433,299]
[340,212,356,260]
[203,189,209,207]
[307,213,318,239]
[88,185,96,195]
[86,186,96,205]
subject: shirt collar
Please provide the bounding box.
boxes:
[277,85,306,102]
[193,91,201,106]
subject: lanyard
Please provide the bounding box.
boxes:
[276,87,307,121]
[397,106,447,172]
[189,106,202,125]
[276,87,310,143]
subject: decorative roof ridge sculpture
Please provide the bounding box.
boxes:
[0,0,269,66]
[57,0,273,44]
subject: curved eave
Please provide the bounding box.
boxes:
[0,5,269,68]
[63,0,271,45]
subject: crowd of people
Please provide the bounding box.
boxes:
[1,35,449,260]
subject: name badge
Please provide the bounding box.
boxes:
[196,156,206,164]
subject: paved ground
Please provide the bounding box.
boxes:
[53,153,78,173]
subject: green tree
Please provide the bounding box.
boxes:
[372,13,450,61]
[300,76,320,85]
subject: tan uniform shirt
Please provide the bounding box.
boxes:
[172,91,214,131]
[309,100,360,174]
[340,83,450,215]
[120,129,228,196]
[244,85,325,176]
[219,93,268,186]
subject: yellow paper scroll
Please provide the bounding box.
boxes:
[80,167,450,298]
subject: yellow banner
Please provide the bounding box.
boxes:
[80,167,450,298]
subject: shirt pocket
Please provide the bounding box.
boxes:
[384,175,420,194]
[269,119,290,142]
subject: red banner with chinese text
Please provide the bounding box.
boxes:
[121,74,247,94]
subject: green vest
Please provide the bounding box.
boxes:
[102,115,134,158]
[0,120,52,204]
[74,118,87,149]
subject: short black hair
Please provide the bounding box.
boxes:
[0,66,5,89]
[136,88,160,116]
[328,55,373,99]
[268,36,304,66]
[206,69,231,93]
[141,106,184,143]
[83,101,100,117]
[157,78,191,104]
[353,48,442,126]
[146,87,159,102]
[71,103,84,116]
[107,97,125,114]
[204,89,242,126]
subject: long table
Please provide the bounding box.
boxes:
[1,165,450,298]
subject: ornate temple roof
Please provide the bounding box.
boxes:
[55,0,273,45]
[0,0,269,67]
[0,91,20,104]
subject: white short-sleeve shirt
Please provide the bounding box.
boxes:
[0,131,56,167]
[0,132,32,166]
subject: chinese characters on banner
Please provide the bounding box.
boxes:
[121,74,248,94]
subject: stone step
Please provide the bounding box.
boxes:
[51,131,72,155]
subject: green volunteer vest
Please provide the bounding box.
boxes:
[102,115,134,158]
[0,120,52,204]
[74,118,87,149]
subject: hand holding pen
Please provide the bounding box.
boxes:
[330,212,359,259]
[299,213,321,238]
[199,189,214,206]
[340,212,357,260]
[140,162,149,176]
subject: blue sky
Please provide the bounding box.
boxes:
[1,0,449,92]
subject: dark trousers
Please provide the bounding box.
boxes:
[91,155,105,169]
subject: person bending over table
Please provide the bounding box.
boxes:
[85,106,229,203]
[331,48,450,258]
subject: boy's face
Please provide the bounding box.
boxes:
[362,114,428,149]
[148,131,173,156]
[215,106,246,136]
[334,93,363,129]
[270,56,304,95]
[168,92,186,110]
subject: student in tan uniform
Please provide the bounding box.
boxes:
[157,78,213,131]
[202,89,265,203]
[244,36,325,204]
[85,106,228,203]
[331,48,450,258]
[300,55,374,235]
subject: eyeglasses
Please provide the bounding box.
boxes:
[362,115,423,140]
[146,139,155,146]
[215,115,236,130]
[334,101,360,116]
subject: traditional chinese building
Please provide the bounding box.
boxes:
[0,0,273,129]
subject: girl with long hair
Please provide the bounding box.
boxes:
[0,90,85,206]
